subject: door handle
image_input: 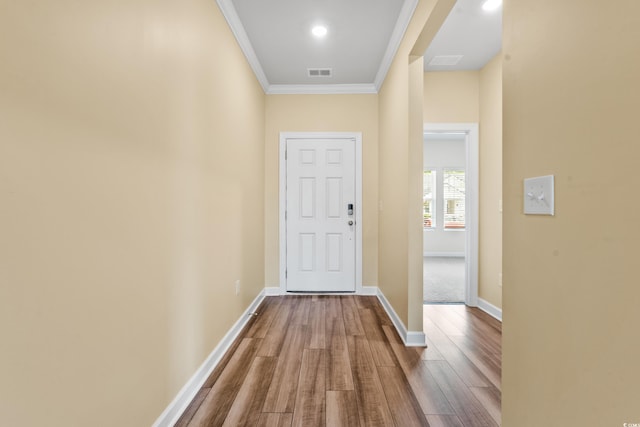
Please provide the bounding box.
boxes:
[348,220,354,226]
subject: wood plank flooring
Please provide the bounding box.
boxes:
[175,296,501,426]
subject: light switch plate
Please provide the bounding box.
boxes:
[524,175,554,215]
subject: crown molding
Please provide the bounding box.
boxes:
[216,0,270,92]
[374,0,419,91]
[267,84,378,95]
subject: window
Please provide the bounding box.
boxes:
[443,169,465,229]
[423,170,436,228]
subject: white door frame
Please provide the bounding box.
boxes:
[424,123,479,306]
[279,132,363,294]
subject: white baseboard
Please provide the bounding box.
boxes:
[264,287,281,296]
[405,331,427,346]
[423,252,465,258]
[152,290,266,427]
[376,289,426,347]
[477,298,502,322]
[359,285,378,296]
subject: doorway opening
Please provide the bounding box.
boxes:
[423,123,478,306]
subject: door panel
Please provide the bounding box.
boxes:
[299,178,316,218]
[286,138,355,292]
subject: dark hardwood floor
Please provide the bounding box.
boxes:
[175,296,501,426]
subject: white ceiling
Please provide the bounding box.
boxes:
[219,0,501,94]
[424,0,502,71]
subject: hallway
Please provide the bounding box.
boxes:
[176,296,501,426]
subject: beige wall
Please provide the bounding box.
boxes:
[503,1,640,425]
[424,71,480,123]
[423,61,503,309]
[408,56,427,329]
[378,0,455,331]
[379,55,410,325]
[0,1,265,426]
[264,94,379,287]
[478,54,503,308]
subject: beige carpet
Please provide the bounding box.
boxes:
[423,256,465,303]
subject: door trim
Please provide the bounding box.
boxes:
[279,132,363,294]
[424,123,479,306]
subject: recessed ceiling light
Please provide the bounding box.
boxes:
[482,0,502,11]
[311,25,328,38]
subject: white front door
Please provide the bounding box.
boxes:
[285,137,356,292]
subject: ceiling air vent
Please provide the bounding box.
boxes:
[428,55,463,66]
[308,68,332,78]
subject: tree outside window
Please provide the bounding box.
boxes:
[423,170,436,228]
[443,169,465,229]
